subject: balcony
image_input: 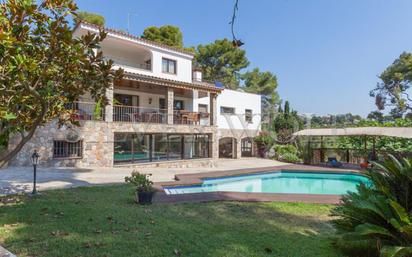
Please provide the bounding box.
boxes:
[113,105,166,123]
[66,102,210,126]
[107,56,151,71]
[112,106,209,126]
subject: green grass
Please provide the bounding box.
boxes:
[0,185,342,257]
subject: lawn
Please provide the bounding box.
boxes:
[0,185,342,257]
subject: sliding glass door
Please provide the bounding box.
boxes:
[114,133,210,164]
[168,134,183,160]
[114,134,150,164]
[153,134,168,162]
[184,134,209,159]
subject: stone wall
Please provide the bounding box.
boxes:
[9,120,218,168]
[8,121,259,168]
[9,121,113,167]
[216,128,259,158]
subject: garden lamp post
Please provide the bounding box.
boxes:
[31,150,40,195]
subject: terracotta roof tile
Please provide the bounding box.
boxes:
[122,71,223,93]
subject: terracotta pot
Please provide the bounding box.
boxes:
[135,191,155,204]
[360,162,369,169]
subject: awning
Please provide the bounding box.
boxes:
[293,127,412,139]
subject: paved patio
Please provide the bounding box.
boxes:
[0,158,285,195]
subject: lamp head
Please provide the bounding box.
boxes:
[31,150,40,165]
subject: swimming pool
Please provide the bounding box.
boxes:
[164,171,370,195]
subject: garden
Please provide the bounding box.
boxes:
[0,187,336,257]
[1,155,412,257]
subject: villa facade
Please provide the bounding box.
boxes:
[8,22,261,168]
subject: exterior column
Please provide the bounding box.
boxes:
[209,93,217,126]
[105,83,113,122]
[236,138,242,159]
[192,90,199,112]
[166,87,174,124]
[210,131,219,159]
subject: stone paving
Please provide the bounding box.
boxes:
[0,158,285,195]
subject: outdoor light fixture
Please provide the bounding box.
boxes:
[149,98,152,104]
[31,150,40,195]
[232,39,244,48]
[229,0,245,48]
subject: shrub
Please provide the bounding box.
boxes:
[125,171,155,193]
[254,131,275,150]
[272,144,301,163]
[297,139,312,164]
[93,99,103,120]
[279,152,301,163]
[331,155,412,257]
[274,144,298,155]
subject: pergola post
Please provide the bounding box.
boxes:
[320,136,324,162]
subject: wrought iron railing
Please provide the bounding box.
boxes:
[113,105,167,123]
[65,102,212,125]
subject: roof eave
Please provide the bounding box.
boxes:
[77,22,195,58]
[121,72,223,94]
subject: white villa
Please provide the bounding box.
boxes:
[8,22,262,168]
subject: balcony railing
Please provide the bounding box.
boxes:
[66,102,211,125]
[113,105,167,123]
[65,101,105,121]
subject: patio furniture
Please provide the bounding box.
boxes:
[327,157,342,168]
[180,111,200,125]
[142,112,163,123]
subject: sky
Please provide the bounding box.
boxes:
[76,0,412,117]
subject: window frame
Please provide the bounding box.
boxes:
[162,58,177,74]
[198,104,208,113]
[220,106,235,115]
[245,109,253,123]
[53,140,83,159]
[174,100,184,111]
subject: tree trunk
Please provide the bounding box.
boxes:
[0,103,47,168]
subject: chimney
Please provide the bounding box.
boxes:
[193,68,202,82]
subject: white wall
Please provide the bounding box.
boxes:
[109,43,193,83]
[216,89,261,130]
[114,88,193,111]
[74,24,194,83]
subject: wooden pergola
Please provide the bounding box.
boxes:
[293,127,412,163]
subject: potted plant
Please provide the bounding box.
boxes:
[125,171,155,204]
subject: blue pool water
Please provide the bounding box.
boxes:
[164,171,371,195]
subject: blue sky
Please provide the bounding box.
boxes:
[76,0,412,117]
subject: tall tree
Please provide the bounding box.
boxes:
[367,111,384,123]
[74,11,105,26]
[141,25,184,49]
[241,68,280,114]
[273,101,303,143]
[195,39,249,89]
[0,0,122,167]
[371,52,412,115]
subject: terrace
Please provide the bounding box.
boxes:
[68,77,218,126]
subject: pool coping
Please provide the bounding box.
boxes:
[153,164,363,204]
